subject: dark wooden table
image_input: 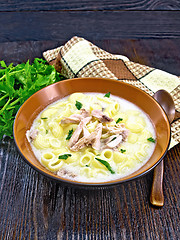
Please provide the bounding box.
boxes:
[0,1,180,239]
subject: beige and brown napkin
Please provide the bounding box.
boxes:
[43,36,180,149]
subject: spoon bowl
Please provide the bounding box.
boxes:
[153,90,175,123]
[150,89,175,207]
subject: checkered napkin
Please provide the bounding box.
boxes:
[43,36,180,149]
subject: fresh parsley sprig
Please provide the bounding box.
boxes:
[0,58,66,139]
[95,157,115,174]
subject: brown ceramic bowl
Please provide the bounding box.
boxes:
[13,78,171,188]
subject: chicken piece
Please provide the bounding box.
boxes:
[103,123,128,136]
[27,129,38,142]
[57,168,77,178]
[61,114,82,124]
[101,134,123,150]
[68,117,91,148]
[101,123,129,149]
[61,109,90,124]
[92,123,102,150]
[106,135,123,148]
[83,126,90,137]
[70,123,102,151]
[121,128,129,141]
[91,109,113,123]
[102,134,119,144]
[80,108,90,118]
[70,135,88,151]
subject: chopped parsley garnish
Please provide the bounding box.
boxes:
[116,118,123,124]
[120,149,126,153]
[85,164,89,167]
[41,117,48,120]
[147,137,156,143]
[95,157,115,174]
[104,92,111,98]
[75,100,83,110]
[66,128,73,140]
[46,130,48,134]
[58,154,72,160]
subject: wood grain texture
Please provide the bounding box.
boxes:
[0,11,180,43]
[0,139,179,239]
[0,39,180,76]
[0,0,180,11]
[0,39,180,240]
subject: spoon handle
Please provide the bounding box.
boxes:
[150,160,164,207]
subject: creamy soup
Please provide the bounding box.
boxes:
[26,92,156,182]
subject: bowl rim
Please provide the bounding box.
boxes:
[13,77,171,187]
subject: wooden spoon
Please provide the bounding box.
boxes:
[150,90,175,207]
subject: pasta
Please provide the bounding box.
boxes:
[26,92,156,182]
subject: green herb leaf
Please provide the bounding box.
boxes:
[46,130,48,134]
[116,118,123,124]
[110,136,117,142]
[85,165,89,167]
[104,92,111,98]
[147,137,156,143]
[120,149,126,153]
[0,60,7,68]
[75,100,83,110]
[41,117,48,120]
[66,128,73,140]
[95,157,115,174]
[58,154,72,160]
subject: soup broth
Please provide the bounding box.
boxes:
[26,92,156,182]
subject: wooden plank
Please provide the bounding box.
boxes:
[0,11,180,43]
[0,39,180,76]
[0,0,180,11]
[0,139,179,239]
